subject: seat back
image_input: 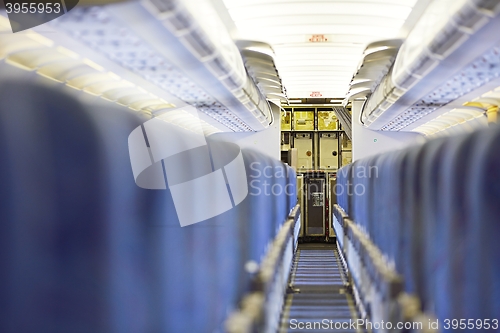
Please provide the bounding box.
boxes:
[0,81,110,332]
[419,137,448,313]
[464,126,500,319]
[432,130,483,321]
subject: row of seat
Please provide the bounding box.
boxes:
[337,125,500,325]
[0,79,296,332]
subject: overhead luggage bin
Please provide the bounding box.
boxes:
[28,0,275,132]
[142,0,274,130]
[344,39,402,104]
[237,41,288,103]
[356,0,500,133]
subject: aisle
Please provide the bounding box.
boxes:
[278,243,363,333]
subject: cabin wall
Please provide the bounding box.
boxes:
[351,100,424,161]
[210,102,281,160]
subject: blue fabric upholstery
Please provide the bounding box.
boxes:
[434,132,478,323]
[402,146,427,298]
[420,137,448,315]
[0,81,110,332]
[0,81,297,332]
[336,126,500,322]
[464,126,500,320]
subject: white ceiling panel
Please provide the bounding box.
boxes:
[226,3,413,20]
[230,16,404,27]
[222,0,418,98]
[237,25,402,38]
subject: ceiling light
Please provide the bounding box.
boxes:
[227,3,413,21]
[222,0,418,100]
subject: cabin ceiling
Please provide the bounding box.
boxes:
[220,0,419,99]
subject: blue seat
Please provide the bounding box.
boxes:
[432,131,481,324]
[287,166,297,214]
[85,100,159,333]
[143,146,238,332]
[141,188,196,332]
[463,125,500,320]
[371,153,395,264]
[400,145,427,298]
[335,127,500,322]
[418,137,448,314]
[0,79,298,333]
[351,160,368,232]
[365,155,381,249]
[0,81,117,332]
[268,158,289,235]
[389,149,413,276]
[336,163,352,213]
[243,150,277,262]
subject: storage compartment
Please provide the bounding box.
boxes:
[304,175,326,236]
[319,132,339,170]
[294,133,313,170]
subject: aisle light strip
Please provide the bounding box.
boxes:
[0,31,174,108]
[25,33,54,47]
[378,44,500,131]
[413,85,500,137]
[0,25,221,135]
[82,58,105,72]
[0,16,10,30]
[413,111,487,137]
[56,46,80,59]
